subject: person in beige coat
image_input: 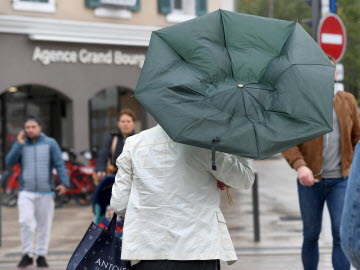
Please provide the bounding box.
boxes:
[111,125,254,270]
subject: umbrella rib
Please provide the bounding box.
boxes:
[266,110,332,129]
[271,63,334,87]
[219,10,234,79]
[258,22,296,83]
[245,86,331,128]
[244,88,269,113]
[245,85,274,91]
[241,87,261,158]
[244,89,331,143]
[153,32,207,80]
[154,32,186,62]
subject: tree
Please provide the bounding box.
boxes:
[237,0,360,99]
[337,0,360,98]
[237,0,311,31]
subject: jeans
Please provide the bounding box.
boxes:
[341,143,360,269]
[298,177,350,270]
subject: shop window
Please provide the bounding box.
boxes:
[0,85,73,169]
[12,0,56,13]
[158,0,207,22]
[174,0,182,10]
[89,87,144,152]
[85,0,141,19]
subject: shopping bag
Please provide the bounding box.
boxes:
[66,213,131,270]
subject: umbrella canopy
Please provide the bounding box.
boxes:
[135,10,335,160]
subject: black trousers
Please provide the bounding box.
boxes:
[133,260,220,270]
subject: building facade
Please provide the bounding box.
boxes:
[0,0,235,168]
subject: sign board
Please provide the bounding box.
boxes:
[32,46,145,68]
[335,82,344,93]
[335,63,344,81]
[317,14,346,62]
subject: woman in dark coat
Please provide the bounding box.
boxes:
[93,109,136,224]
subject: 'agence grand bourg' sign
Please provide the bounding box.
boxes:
[32,46,145,68]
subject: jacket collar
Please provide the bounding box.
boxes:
[25,133,45,144]
[110,130,135,139]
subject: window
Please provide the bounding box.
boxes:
[12,0,56,13]
[93,7,133,19]
[86,0,141,19]
[174,0,182,10]
[158,0,207,23]
[89,87,144,151]
[166,0,196,22]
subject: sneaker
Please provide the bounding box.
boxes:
[17,254,33,268]
[36,256,49,268]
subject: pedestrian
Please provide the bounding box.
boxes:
[282,56,360,270]
[93,109,136,223]
[110,124,255,270]
[5,116,69,268]
[340,141,360,269]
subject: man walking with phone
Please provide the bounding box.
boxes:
[5,116,69,268]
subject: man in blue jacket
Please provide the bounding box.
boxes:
[5,117,69,268]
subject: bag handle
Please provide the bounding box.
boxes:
[108,213,118,236]
[110,135,118,165]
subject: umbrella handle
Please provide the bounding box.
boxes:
[212,137,221,171]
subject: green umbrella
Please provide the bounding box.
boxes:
[135,10,334,168]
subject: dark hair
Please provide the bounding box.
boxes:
[118,109,136,122]
[24,116,42,126]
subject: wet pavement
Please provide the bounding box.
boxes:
[0,155,355,269]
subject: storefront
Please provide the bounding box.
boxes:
[0,32,153,169]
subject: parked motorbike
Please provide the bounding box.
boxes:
[1,164,20,207]
[54,148,96,207]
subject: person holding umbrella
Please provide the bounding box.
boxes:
[111,124,255,269]
[116,9,337,270]
[282,56,360,270]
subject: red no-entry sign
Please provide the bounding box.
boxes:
[317,14,346,62]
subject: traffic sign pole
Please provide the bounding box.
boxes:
[312,0,321,40]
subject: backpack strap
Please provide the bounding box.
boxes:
[110,135,119,164]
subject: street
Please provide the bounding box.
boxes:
[0,156,351,269]
[0,0,358,269]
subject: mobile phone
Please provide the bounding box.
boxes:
[22,129,27,139]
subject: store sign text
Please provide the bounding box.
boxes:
[32,46,145,68]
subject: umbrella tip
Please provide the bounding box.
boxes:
[238,84,244,88]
